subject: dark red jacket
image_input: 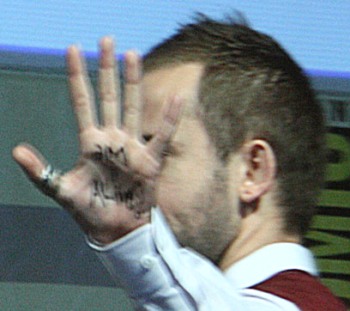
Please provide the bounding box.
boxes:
[251,270,346,311]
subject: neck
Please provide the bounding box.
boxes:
[219,211,301,271]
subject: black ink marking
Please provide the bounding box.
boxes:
[92,144,128,168]
[90,179,116,208]
[89,148,150,218]
[114,147,128,167]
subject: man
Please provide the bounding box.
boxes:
[13,15,346,310]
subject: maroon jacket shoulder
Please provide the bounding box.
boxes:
[251,270,347,311]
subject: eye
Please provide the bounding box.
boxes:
[142,134,177,158]
[142,134,153,143]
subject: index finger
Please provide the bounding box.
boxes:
[67,45,97,131]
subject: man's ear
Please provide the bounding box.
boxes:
[239,140,276,203]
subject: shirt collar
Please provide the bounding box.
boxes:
[224,243,318,289]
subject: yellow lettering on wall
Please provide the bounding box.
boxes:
[312,215,350,231]
[319,190,350,208]
[307,230,350,257]
[317,259,350,275]
[326,133,350,182]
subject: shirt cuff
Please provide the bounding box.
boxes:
[87,207,196,309]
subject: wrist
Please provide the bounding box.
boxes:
[88,216,150,245]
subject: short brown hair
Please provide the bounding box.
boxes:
[144,14,326,236]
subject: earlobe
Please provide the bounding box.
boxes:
[239,140,276,203]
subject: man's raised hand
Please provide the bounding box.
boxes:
[12,37,181,244]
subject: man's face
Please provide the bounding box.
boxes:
[142,63,241,262]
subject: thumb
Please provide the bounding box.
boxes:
[13,143,62,198]
[12,143,47,182]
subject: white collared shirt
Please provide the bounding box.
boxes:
[89,207,318,310]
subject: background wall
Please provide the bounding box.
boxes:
[0,1,349,310]
[1,0,350,75]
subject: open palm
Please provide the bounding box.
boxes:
[12,37,181,244]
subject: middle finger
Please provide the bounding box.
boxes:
[99,37,121,128]
[123,51,142,139]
